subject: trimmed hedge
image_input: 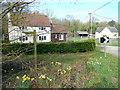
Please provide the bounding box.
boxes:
[2,39,96,55]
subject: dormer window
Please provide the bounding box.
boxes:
[19,26,27,30]
[39,27,46,30]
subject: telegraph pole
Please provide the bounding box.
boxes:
[88,13,92,38]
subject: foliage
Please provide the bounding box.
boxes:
[2,39,96,55]
[3,50,118,88]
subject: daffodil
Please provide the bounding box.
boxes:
[47,77,52,82]
[22,75,26,79]
[51,62,54,64]
[16,76,20,79]
[22,78,27,83]
[26,77,30,80]
[57,62,62,65]
[58,69,62,72]
[39,75,46,79]
[31,78,35,81]
[66,66,72,70]
[100,57,102,59]
[63,70,66,74]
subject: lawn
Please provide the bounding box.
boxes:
[96,38,119,46]
[67,37,88,42]
[2,49,118,88]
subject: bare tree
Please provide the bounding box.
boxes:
[1,0,35,18]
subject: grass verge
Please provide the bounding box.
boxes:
[2,49,118,88]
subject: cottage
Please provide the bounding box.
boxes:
[51,24,67,42]
[95,27,118,39]
[77,31,89,38]
[8,12,51,43]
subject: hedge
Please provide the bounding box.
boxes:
[2,39,96,55]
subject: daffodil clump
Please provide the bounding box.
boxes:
[51,62,62,65]
[16,75,35,83]
[38,74,53,86]
[39,74,52,82]
[57,69,67,75]
[87,58,102,65]
[16,75,34,88]
[51,62,62,68]
[65,66,72,73]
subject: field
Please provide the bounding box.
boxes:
[2,48,118,88]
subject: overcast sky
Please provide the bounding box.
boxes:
[30,0,118,23]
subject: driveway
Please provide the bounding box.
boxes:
[97,45,120,58]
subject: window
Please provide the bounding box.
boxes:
[19,26,22,29]
[55,34,57,39]
[39,27,41,30]
[39,27,46,30]
[20,26,27,30]
[59,34,64,40]
[26,37,28,40]
[44,36,46,40]
[19,36,28,41]
[39,36,41,40]
[39,36,46,40]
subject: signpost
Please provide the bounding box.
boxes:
[100,37,109,57]
[23,30,37,71]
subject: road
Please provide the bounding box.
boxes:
[97,45,120,58]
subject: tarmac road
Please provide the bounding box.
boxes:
[97,45,120,58]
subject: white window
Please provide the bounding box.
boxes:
[19,36,28,41]
[59,34,64,40]
[39,27,46,30]
[39,36,46,40]
[55,34,57,39]
[19,26,27,30]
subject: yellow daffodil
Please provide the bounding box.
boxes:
[26,77,30,80]
[67,66,72,70]
[31,78,35,81]
[39,75,46,79]
[57,62,62,65]
[22,75,26,79]
[16,76,20,79]
[47,77,52,82]
[22,78,27,83]
[58,69,62,72]
[100,57,102,59]
[63,70,66,74]
[23,78,27,81]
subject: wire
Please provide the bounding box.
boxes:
[93,13,117,21]
[91,0,114,13]
[81,15,89,23]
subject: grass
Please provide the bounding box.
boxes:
[2,49,118,88]
[96,38,119,46]
[67,37,88,42]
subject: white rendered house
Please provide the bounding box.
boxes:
[95,27,118,39]
[8,13,51,43]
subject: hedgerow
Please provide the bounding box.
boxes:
[2,39,96,55]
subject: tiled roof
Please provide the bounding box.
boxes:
[51,24,67,33]
[96,27,118,33]
[10,12,51,27]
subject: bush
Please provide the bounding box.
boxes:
[2,39,96,55]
